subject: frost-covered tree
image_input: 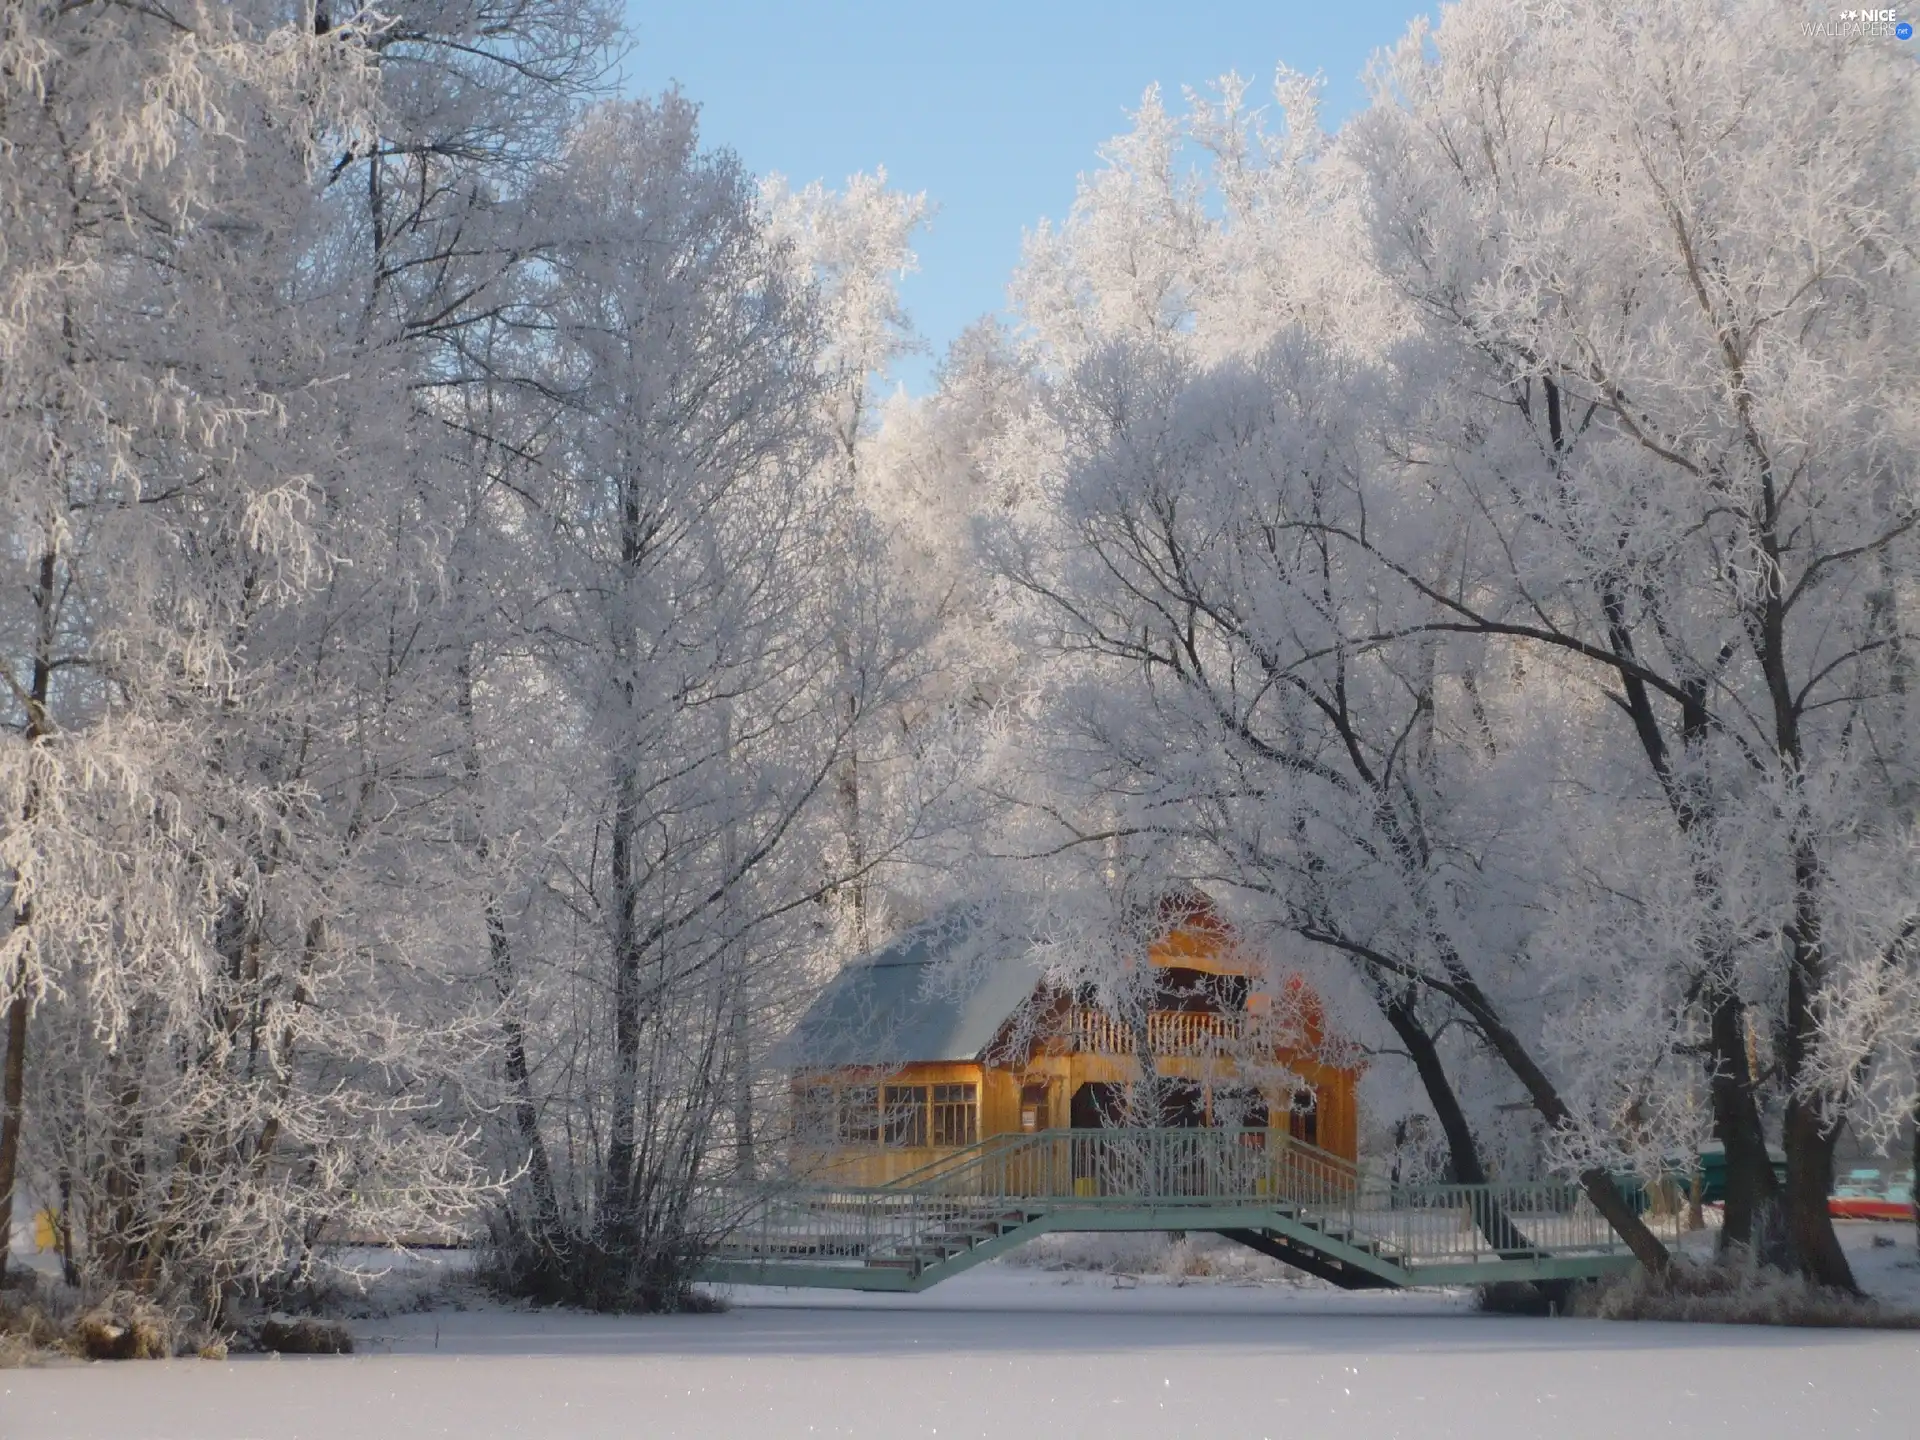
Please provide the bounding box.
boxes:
[1345,0,1919,1287]
[1013,70,1396,372]
[761,167,935,948]
[447,97,938,1308]
[986,334,1672,1268]
[968,0,1917,1290]
[0,0,634,1319]
[988,70,1568,1242]
[863,322,1038,706]
[0,0,509,1312]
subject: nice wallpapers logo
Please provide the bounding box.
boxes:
[1809,7,1915,38]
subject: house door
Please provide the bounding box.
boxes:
[1069,1082,1121,1190]
[1070,1081,1120,1128]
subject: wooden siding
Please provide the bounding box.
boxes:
[791,1060,990,1187]
[789,904,1362,1182]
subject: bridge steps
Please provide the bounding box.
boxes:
[697,1129,1682,1293]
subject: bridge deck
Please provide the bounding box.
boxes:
[696,1129,1683,1292]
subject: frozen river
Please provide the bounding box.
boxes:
[5,1267,1915,1440]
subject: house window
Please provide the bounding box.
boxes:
[1019,1081,1049,1133]
[837,1085,881,1146]
[813,1081,976,1148]
[794,1085,836,1145]
[883,1085,928,1147]
[931,1083,979,1147]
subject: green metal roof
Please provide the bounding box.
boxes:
[779,904,1046,1069]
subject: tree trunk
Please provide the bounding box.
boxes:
[600,754,645,1259]
[1385,997,1485,1185]
[719,699,754,1178]
[489,902,563,1252]
[250,918,323,1176]
[835,675,867,953]
[1383,995,1534,1254]
[454,646,562,1254]
[729,993,755,1177]
[1777,837,1857,1291]
[1746,443,1857,1289]
[0,543,60,1282]
[1383,601,1531,1252]
[1911,1085,1919,1257]
[96,1029,150,1287]
[1453,978,1672,1274]
[600,470,651,1290]
[0,989,26,1280]
[1706,991,1779,1253]
[1780,1100,1852,1289]
[1909,1073,1920,1257]
[56,1168,76,1288]
[1571,1163,1670,1270]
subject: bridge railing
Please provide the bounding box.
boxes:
[1356,1180,1698,1263]
[702,1128,1365,1270]
[701,1131,1700,1277]
[701,1183,1027,1268]
[880,1127,1361,1210]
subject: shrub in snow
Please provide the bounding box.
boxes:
[255,1314,353,1356]
[72,1295,175,1362]
[0,1274,75,1367]
[1573,1259,1920,1329]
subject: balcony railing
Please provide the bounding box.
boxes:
[1066,1006,1268,1056]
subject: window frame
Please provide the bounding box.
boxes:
[882,1084,929,1148]
[836,1084,881,1146]
[930,1082,979,1148]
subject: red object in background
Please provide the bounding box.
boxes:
[1829,1196,1915,1221]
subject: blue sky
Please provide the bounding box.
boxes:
[620,1,1436,392]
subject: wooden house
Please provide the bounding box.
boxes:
[782,895,1359,1186]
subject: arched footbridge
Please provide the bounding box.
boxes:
[697,1129,1688,1293]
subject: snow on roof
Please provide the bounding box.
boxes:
[779,903,1047,1070]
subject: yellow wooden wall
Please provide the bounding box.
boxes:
[790,906,1361,1181]
[792,1050,1358,1185]
[791,1060,996,1187]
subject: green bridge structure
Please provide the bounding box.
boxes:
[698,1128,1686,1293]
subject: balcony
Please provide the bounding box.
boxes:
[1065,1006,1268,1057]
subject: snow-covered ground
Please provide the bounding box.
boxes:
[6,1225,1918,1440]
